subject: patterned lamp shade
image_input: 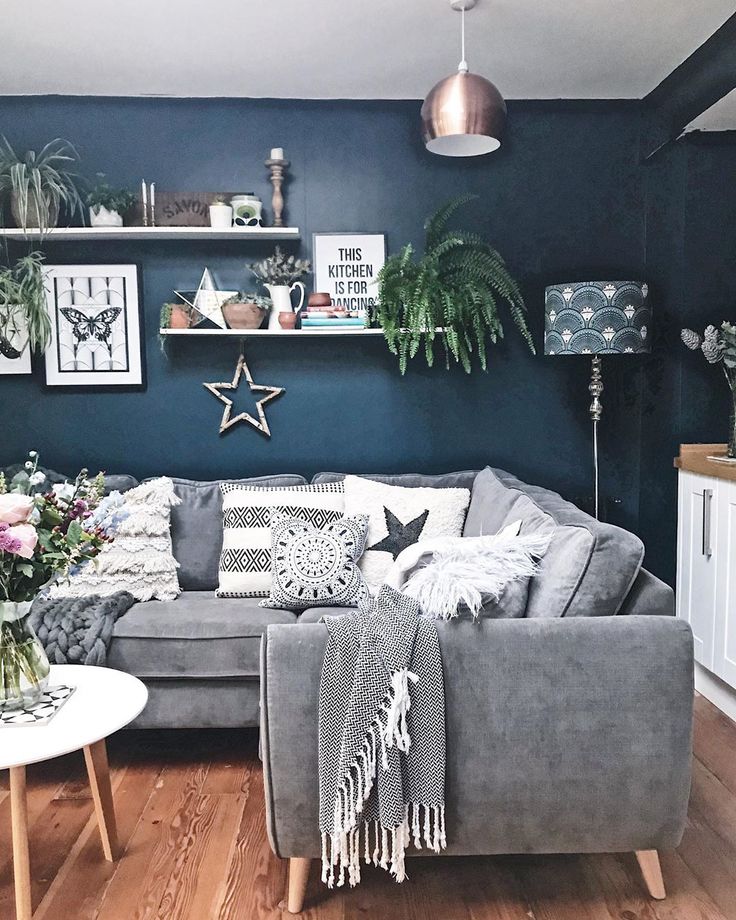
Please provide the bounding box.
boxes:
[544,281,651,356]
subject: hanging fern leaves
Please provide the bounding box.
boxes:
[374,196,534,373]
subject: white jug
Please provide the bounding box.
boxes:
[265,282,306,330]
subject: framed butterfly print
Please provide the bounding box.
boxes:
[43,264,145,389]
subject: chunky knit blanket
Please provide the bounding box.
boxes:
[28,592,135,666]
[319,585,446,889]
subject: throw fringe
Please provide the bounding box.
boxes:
[322,667,445,889]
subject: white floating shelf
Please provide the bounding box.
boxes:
[0,226,300,241]
[159,326,384,337]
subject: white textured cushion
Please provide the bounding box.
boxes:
[51,477,181,602]
[217,482,345,597]
[343,475,470,593]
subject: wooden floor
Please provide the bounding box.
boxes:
[1,694,735,920]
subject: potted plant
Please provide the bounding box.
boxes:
[209,196,233,230]
[0,451,124,707]
[86,175,137,227]
[160,302,192,330]
[0,137,83,233]
[249,246,310,330]
[682,322,736,458]
[374,195,534,373]
[0,252,51,365]
[221,293,271,329]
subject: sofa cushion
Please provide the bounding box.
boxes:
[107,592,297,679]
[464,467,644,618]
[169,475,308,591]
[312,470,479,490]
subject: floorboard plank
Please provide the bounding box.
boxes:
[0,696,735,920]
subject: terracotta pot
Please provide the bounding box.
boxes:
[308,292,332,307]
[222,302,266,330]
[168,305,191,329]
[278,311,298,330]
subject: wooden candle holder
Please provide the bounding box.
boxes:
[265,158,289,227]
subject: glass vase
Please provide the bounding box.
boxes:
[0,601,50,709]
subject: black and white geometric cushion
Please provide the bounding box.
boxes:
[261,513,370,611]
[217,482,345,598]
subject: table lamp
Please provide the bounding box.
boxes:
[544,281,651,519]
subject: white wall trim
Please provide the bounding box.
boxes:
[695,661,736,724]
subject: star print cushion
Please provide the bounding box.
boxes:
[260,513,370,611]
[217,482,345,598]
[343,475,471,593]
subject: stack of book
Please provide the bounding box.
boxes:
[300,307,368,329]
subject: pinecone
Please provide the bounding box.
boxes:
[681,328,702,350]
[701,325,725,363]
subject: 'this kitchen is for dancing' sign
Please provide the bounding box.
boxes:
[312,233,386,311]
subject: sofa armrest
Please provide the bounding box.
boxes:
[618,567,674,616]
[261,616,693,859]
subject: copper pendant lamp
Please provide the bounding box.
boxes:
[421,0,506,157]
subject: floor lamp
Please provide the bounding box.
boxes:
[544,281,651,520]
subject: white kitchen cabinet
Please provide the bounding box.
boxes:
[676,447,736,692]
[676,469,718,670]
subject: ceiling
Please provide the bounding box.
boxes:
[685,88,736,132]
[1,0,733,100]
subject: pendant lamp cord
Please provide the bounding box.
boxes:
[459,7,468,72]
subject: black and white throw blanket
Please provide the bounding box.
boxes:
[28,592,135,666]
[319,585,446,889]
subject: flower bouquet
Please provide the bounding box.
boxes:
[682,322,736,458]
[0,451,125,707]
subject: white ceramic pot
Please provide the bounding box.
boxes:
[265,283,305,330]
[209,203,233,229]
[89,206,123,227]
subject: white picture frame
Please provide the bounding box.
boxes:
[0,309,32,375]
[312,233,386,311]
[43,264,145,389]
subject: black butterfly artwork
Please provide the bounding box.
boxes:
[60,307,122,347]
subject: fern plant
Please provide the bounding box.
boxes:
[373,195,534,373]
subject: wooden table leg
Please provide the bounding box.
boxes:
[83,739,119,861]
[10,765,32,920]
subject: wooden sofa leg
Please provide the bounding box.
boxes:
[287,857,311,914]
[635,850,666,899]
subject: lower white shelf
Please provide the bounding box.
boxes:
[159,327,386,337]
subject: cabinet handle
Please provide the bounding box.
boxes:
[703,488,713,558]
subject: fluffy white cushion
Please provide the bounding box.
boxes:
[51,477,182,602]
[385,527,549,620]
[343,475,470,593]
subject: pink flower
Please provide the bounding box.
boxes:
[5,523,37,558]
[0,494,34,524]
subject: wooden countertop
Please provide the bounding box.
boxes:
[675,443,736,482]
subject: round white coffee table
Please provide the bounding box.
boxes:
[0,665,147,920]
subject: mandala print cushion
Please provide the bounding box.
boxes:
[261,513,370,611]
[343,475,471,593]
[217,482,345,598]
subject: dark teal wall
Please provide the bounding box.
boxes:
[0,97,658,567]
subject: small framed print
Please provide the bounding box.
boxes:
[312,233,386,311]
[0,309,32,375]
[43,264,145,389]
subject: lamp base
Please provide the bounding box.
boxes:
[588,356,604,520]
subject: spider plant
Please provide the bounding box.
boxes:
[0,252,50,360]
[0,137,84,233]
[374,195,534,373]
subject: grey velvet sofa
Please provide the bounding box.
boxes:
[256,468,693,912]
[102,467,678,731]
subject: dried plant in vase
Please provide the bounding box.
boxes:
[374,195,533,373]
[249,246,310,330]
[682,322,736,458]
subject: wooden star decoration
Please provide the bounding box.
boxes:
[203,353,285,437]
